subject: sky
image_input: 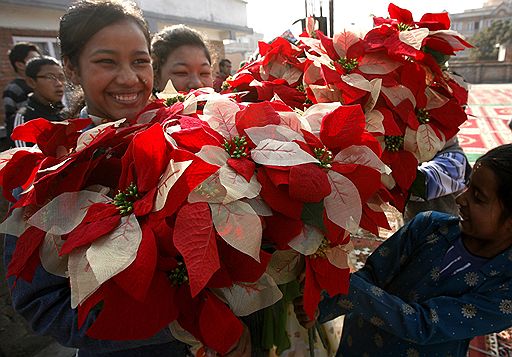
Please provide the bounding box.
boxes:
[247,0,486,40]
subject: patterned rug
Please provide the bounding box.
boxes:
[462,84,512,164]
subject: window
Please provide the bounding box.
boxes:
[12,36,60,59]
[474,21,480,30]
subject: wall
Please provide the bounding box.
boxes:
[449,61,512,84]
[140,0,247,28]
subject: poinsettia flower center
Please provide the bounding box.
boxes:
[397,23,413,32]
[221,76,233,91]
[168,260,189,286]
[223,136,249,158]
[113,182,139,215]
[313,147,333,168]
[384,135,405,152]
[311,237,330,259]
[165,93,186,106]
[416,108,431,124]
[335,57,359,73]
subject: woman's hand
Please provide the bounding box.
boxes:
[293,295,319,329]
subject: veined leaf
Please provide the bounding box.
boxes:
[365,110,385,134]
[245,125,303,146]
[325,171,362,233]
[188,171,227,204]
[200,97,240,140]
[210,200,262,262]
[86,214,142,286]
[398,28,429,50]
[359,53,401,75]
[213,273,282,317]
[334,145,391,174]
[40,233,68,277]
[266,249,303,285]
[251,139,318,166]
[219,165,261,204]
[69,247,100,308]
[288,225,324,256]
[341,73,372,92]
[153,159,193,212]
[28,191,110,235]
[76,119,125,152]
[416,124,444,162]
[196,145,229,166]
[325,241,353,269]
[381,85,416,107]
[333,31,360,59]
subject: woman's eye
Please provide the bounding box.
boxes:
[134,58,151,65]
[201,72,212,77]
[173,72,188,77]
[95,59,115,65]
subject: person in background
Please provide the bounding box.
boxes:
[213,58,232,92]
[13,56,65,147]
[295,143,512,357]
[4,1,250,356]
[151,24,213,93]
[404,136,471,222]
[2,42,41,147]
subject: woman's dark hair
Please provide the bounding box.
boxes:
[25,56,61,79]
[59,0,150,67]
[151,24,212,88]
[8,42,41,72]
[476,143,512,218]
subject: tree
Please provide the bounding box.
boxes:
[470,19,512,60]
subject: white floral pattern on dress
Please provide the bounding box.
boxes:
[499,299,512,314]
[371,286,384,297]
[406,348,420,357]
[338,299,354,310]
[464,272,479,286]
[462,304,477,318]
[431,267,440,281]
[402,303,415,315]
[430,308,439,323]
[370,316,384,327]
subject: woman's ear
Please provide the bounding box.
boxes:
[63,57,80,85]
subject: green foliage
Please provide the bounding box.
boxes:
[470,19,512,60]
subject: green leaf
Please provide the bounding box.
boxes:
[301,201,326,231]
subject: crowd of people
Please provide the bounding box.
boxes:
[1,0,512,357]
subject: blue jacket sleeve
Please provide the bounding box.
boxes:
[4,232,176,352]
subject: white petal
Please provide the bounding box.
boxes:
[200,97,240,139]
[251,139,318,166]
[245,125,304,146]
[40,233,68,277]
[266,249,303,285]
[153,159,193,212]
[325,171,362,233]
[288,225,324,256]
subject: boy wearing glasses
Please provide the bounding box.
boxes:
[13,56,65,147]
[2,42,41,148]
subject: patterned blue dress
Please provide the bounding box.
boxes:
[319,211,512,357]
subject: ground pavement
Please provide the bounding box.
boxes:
[0,84,511,356]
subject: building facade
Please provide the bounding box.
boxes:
[0,0,254,127]
[449,0,512,59]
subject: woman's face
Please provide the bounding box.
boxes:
[456,163,512,255]
[66,20,153,121]
[158,45,212,92]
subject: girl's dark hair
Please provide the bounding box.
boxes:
[25,56,61,78]
[476,143,512,218]
[151,25,212,89]
[59,0,149,118]
[59,0,150,67]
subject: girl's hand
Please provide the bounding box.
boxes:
[293,295,319,329]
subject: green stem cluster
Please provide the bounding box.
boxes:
[313,147,333,169]
[113,183,139,215]
[336,57,359,73]
[416,108,431,124]
[165,94,186,106]
[223,136,248,158]
[169,261,189,286]
[384,135,405,152]
[397,23,412,31]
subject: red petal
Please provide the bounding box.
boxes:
[388,3,414,24]
[227,157,255,182]
[199,292,243,355]
[113,223,157,302]
[263,212,303,249]
[303,258,323,319]
[60,214,121,255]
[174,202,220,297]
[257,168,303,219]
[85,272,178,340]
[320,105,366,151]
[7,226,46,283]
[289,164,331,202]
[133,123,169,192]
[310,257,350,296]
[235,102,281,136]
[419,12,451,30]
[1,151,44,201]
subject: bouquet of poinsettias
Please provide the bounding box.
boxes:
[0,3,471,356]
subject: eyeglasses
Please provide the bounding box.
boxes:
[35,74,66,83]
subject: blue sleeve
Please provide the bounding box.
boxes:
[418,151,467,200]
[343,273,512,344]
[4,233,176,352]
